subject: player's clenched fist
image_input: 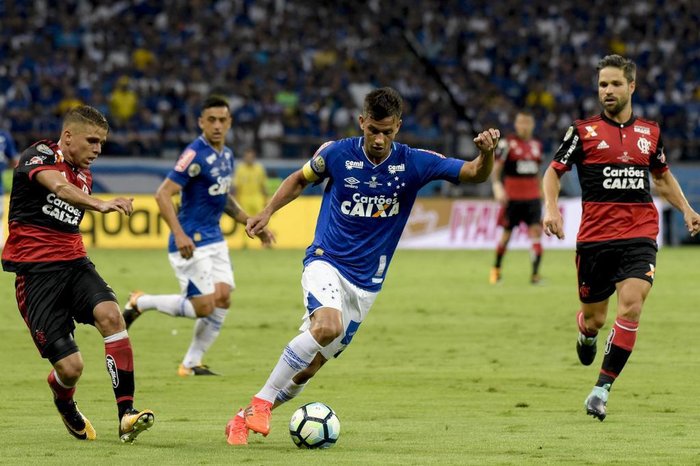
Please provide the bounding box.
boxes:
[473,128,501,154]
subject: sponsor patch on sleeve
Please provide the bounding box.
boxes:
[417,148,446,158]
[36,143,54,155]
[563,126,574,142]
[174,148,196,172]
[187,163,201,177]
[25,155,47,166]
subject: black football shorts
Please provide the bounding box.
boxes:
[575,242,657,303]
[14,260,117,361]
[499,199,542,229]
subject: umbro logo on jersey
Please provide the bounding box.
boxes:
[596,140,609,150]
[345,160,364,170]
[344,177,360,189]
[206,154,217,164]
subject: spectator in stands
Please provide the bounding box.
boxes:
[0,0,698,160]
[109,76,138,125]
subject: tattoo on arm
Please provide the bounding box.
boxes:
[224,195,240,218]
[224,194,250,225]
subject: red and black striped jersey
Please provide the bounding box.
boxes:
[2,140,92,272]
[495,134,543,201]
[550,113,667,245]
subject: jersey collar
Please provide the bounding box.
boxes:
[198,135,228,156]
[600,112,636,128]
[359,137,395,169]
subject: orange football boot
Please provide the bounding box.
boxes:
[225,409,248,445]
[244,397,273,436]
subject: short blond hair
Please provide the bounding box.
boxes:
[63,105,110,132]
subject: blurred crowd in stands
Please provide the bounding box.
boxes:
[1,0,699,161]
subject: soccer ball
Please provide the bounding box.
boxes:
[289,402,340,449]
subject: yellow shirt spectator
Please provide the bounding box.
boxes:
[110,76,138,123]
[234,148,268,216]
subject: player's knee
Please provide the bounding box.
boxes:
[585,313,606,331]
[94,303,125,335]
[61,364,83,383]
[56,359,83,384]
[214,295,231,309]
[311,322,343,346]
[617,302,643,321]
[193,300,216,317]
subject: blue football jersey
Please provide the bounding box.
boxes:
[303,137,463,291]
[166,136,234,252]
[0,130,18,195]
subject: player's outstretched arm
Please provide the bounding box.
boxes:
[652,169,700,236]
[246,169,309,238]
[224,194,276,245]
[459,128,500,183]
[35,170,133,215]
[490,161,507,204]
[542,166,565,239]
[155,178,196,258]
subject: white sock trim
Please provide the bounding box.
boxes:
[614,320,639,332]
[53,369,75,389]
[104,330,129,343]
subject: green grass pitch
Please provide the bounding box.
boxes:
[1,247,699,464]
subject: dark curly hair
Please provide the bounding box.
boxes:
[363,87,403,120]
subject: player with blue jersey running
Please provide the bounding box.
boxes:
[122,96,273,376]
[225,87,500,445]
[0,129,19,247]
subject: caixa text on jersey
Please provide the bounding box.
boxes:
[42,193,82,225]
[340,193,400,218]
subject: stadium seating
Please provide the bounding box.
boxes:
[1,0,698,162]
